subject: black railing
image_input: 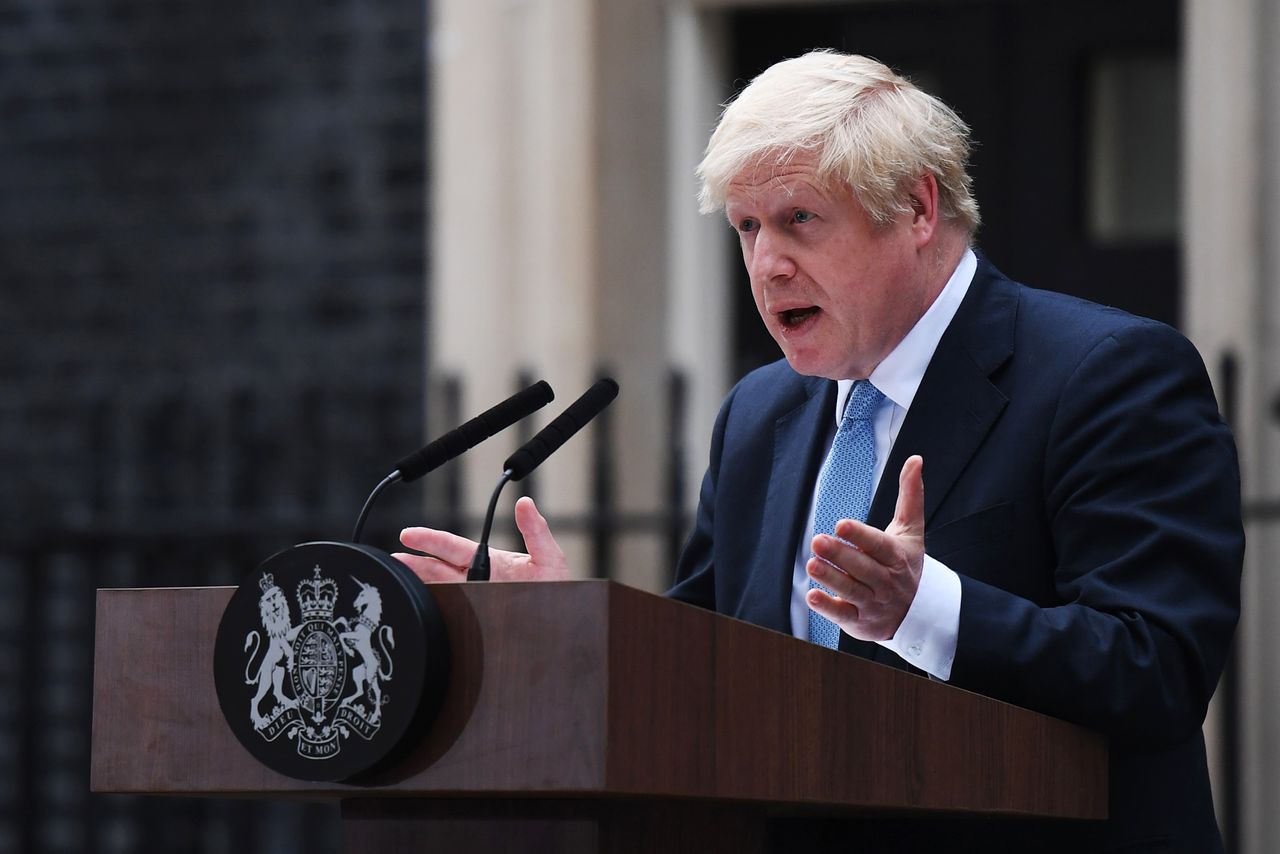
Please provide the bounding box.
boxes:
[1218,350,1241,854]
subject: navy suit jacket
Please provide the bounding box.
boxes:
[669,259,1243,852]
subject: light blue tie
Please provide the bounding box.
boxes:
[808,380,885,649]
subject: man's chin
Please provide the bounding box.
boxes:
[780,350,849,381]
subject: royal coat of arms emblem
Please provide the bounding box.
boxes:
[244,566,396,760]
[215,540,449,782]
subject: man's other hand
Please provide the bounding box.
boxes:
[805,455,926,641]
[394,496,569,583]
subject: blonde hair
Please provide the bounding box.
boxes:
[697,51,980,234]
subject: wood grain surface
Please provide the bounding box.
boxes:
[91,580,1106,820]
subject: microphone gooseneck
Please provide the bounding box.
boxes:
[466,469,514,582]
[351,471,403,544]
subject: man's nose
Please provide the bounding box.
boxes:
[748,229,796,282]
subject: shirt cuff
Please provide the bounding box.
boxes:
[874,554,961,681]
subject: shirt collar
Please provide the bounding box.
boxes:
[834,247,977,423]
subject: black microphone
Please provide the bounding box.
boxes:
[468,378,619,580]
[396,380,555,482]
[350,380,555,543]
[504,378,619,481]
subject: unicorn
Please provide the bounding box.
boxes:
[335,578,394,722]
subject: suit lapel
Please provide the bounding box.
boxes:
[736,261,1018,650]
[737,376,833,634]
[867,262,1017,530]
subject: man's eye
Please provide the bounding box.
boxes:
[793,210,814,223]
[738,219,758,233]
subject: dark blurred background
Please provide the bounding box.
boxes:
[1,1,428,851]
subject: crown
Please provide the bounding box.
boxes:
[297,566,338,620]
[258,572,277,594]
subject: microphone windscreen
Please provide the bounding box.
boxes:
[396,380,554,482]
[504,378,618,481]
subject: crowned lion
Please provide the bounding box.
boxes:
[244,574,300,729]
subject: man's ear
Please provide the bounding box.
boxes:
[906,174,940,247]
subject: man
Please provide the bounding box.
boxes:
[397,51,1243,852]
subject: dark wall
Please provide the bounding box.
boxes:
[0,1,429,851]
[0,0,429,533]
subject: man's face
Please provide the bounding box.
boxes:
[724,152,935,380]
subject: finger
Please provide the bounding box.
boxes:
[891,455,925,537]
[805,585,860,624]
[400,526,482,566]
[806,554,875,603]
[391,552,468,583]
[827,520,900,568]
[513,497,566,565]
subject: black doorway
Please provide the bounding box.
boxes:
[727,0,1181,377]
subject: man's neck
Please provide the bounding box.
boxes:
[918,227,971,318]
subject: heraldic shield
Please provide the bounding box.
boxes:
[213,541,450,782]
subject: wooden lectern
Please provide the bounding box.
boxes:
[91,580,1107,853]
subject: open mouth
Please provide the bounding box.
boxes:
[779,307,820,328]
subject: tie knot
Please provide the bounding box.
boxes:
[842,380,884,424]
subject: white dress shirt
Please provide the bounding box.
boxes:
[788,248,977,680]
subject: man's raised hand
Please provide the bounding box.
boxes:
[804,454,927,641]
[394,496,569,583]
